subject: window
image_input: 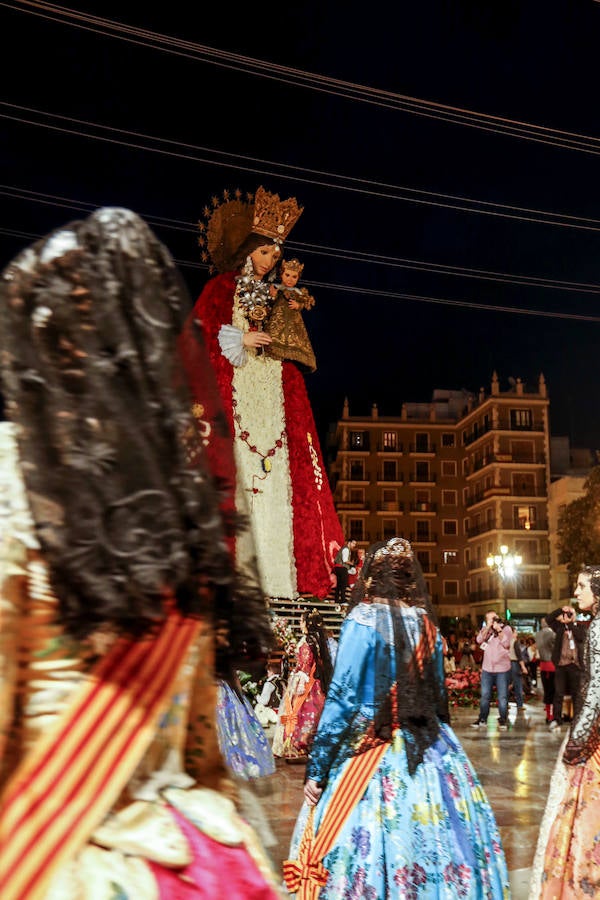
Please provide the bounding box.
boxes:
[416,520,430,541]
[510,408,532,430]
[382,519,397,539]
[443,550,459,565]
[442,520,458,535]
[382,460,397,481]
[514,505,537,530]
[417,550,430,571]
[512,473,535,496]
[442,433,455,447]
[442,489,457,506]
[511,440,535,462]
[349,519,364,541]
[519,573,539,595]
[462,458,470,475]
[350,430,368,449]
[443,580,459,597]
[383,431,397,451]
[414,488,431,512]
[382,488,397,504]
[349,488,364,504]
[415,461,430,481]
[415,432,430,452]
[350,460,365,480]
[442,460,457,476]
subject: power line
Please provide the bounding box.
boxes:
[3,186,600,296]
[1,220,597,322]
[3,103,600,233]
[3,0,600,155]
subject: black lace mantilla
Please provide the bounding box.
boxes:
[0,208,272,655]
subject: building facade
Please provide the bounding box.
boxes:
[327,372,552,629]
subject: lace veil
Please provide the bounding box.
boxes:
[346,537,449,774]
[0,208,272,661]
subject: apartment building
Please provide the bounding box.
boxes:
[327,372,551,628]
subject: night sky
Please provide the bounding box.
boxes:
[2,1,600,449]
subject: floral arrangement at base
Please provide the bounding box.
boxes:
[445,668,481,708]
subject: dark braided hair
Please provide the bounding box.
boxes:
[302,608,334,693]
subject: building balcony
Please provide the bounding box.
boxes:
[466,486,547,507]
[377,472,404,484]
[466,453,546,475]
[467,553,550,571]
[468,588,552,603]
[408,472,437,484]
[464,420,546,446]
[467,518,548,538]
[376,443,404,454]
[410,532,438,544]
[409,502,437,513]
[408,443,436,455]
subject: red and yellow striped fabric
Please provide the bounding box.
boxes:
[410,613,438,676]
[283,740,389,899]
[0,611,200,900]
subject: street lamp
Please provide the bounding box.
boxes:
[486,544,522,619]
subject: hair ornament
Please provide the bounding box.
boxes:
[372,537,414,562]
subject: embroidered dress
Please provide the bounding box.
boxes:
[178,272,343,600]
[529,615,600,899]
[216,680,276,780]
[272,637,327,760]
[287,604,510,899]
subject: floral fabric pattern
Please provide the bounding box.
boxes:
[216,680,276,780]
[272,639,327,759]
[288,604,509,899]
[289,724,509,899]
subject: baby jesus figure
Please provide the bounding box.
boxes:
[266,257,317,373]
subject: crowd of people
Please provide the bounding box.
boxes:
[2,190,600,898]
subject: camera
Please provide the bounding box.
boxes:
[491,616,505,628]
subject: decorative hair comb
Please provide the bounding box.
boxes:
[373,537,414,562]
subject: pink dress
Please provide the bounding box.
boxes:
[272,639,326,759]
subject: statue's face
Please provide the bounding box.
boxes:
[249,244,280,279]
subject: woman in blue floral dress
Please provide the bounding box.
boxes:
[285,538,509,899]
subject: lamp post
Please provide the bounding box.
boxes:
[486,544,522,620]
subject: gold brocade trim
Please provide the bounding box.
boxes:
[266,293,316,373]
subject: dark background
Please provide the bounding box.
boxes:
[2,1,599,449]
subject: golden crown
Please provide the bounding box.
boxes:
[281,257,304,275]
[251,186,303,244]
